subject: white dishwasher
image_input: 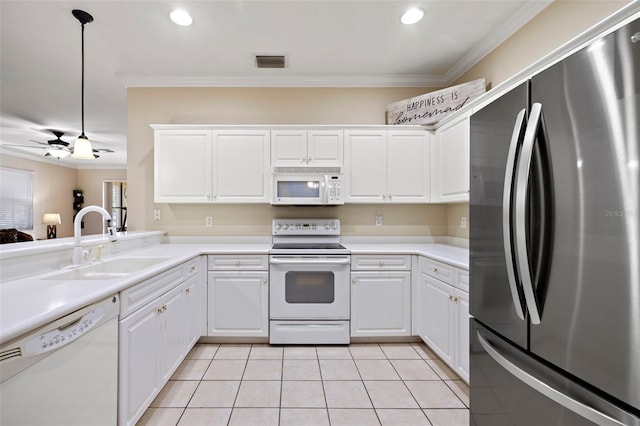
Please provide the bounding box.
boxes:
[0,295,120,426]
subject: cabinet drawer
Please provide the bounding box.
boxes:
[184,257,200,279]
[455,269,469,292]
[420,257,454,284]
[351,255,412,271]
[207,255,268,270]
[120,263,186,318]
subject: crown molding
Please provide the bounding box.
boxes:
[117,73,446,88]
[442,0,553,84]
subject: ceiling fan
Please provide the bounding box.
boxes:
[2,130,114,159]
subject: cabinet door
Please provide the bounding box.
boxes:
[271,130,307,166]
[208,271,269,337]
[386,131,431,202]
[154,130,212,203]
[307,130,343,166]
[183,274,202,352]
[119,300,160,426]
[158,282,187,384]
[344,130,387,202]
[351,271,411,337]
[213,131,270,202]
[455,289,470,383]
[421,274,454,366]
[432,117,470,202]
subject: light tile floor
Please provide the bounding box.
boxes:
[137,342,469,426]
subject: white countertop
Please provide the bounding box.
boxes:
[0,239,467,345]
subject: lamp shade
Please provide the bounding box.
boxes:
[47,148,71,159]
[72,135,95,159]
[43,213,61,225]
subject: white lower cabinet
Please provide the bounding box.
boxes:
[350,255,412,337]
[417,257,469,383]
[118,258,202,426]
[207,255,269,337]
[351,271,411,337]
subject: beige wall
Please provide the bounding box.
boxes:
[127,87,448,237]
[1,154,77,239]
[455,0,631,88]
[76,169,127,235]
[0,153,126,239]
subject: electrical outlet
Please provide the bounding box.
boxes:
[375,215,383,226]
[460,216,467,229]
[205,216,213,227]
[153,208,161,221]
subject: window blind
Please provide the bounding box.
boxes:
[0,167,34,230]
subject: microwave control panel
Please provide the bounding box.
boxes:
[327,175,342,204]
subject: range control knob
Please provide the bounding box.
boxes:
[324,224,331,230]
[275,224,282,231]
[283,224,289,230]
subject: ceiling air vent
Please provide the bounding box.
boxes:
[256,55,286,69]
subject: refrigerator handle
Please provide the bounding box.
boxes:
[502,108,527,321]
[477,331,627,426]
[515,102,543,324]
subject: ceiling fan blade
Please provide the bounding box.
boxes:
[2,144,46,149]
[29,140,50,146]
[93,148,114,153]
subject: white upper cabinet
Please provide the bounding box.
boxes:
[213,131,270,203]
[345,129,430,203]
[154,130,213,203]
[431,115,470,203]
[154,128,270,203]
[271,129,343,167]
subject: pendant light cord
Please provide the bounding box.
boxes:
[80,22,86,138]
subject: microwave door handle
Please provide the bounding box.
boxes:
[503,108,527,321]
[323,175,329,203]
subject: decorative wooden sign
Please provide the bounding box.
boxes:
[386,78,486,125]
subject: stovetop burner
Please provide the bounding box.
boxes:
[270,219,349,255]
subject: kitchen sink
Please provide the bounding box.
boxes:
[45,257,171,280]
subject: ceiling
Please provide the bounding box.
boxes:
[0,0,551,169]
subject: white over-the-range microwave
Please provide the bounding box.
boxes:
[271,167,344,205]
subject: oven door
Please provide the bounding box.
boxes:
[269,255,350,319]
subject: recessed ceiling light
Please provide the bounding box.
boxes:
[401,8,424,25]
[170,9,193,26]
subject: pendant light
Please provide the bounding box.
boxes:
[71,9,96,160]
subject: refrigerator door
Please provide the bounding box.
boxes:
[470,82,529,348]
[529,17,640,411]
[471,320,639,426]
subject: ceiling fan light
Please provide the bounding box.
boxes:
[47,148,70,159]
[170,9,193,26]
[401,8,424,25]
[72,135,95,159]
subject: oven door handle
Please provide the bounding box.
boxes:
[269,258,350,265]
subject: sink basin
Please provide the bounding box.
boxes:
[46,257,171,280]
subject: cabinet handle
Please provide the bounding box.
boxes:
[235,261,241,266]
[263,279,267,285]
[157,304,167,314]
[352,278,357,284]
[433,267,439,273]
[191,265,196,272]
[389,194,393,200]
[379,261,384,266]
[186,288,191,294]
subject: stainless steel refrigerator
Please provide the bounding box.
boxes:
[469,15,640,426]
